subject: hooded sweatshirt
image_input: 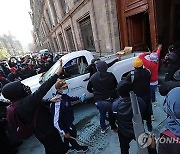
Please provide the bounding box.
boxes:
[165,87,180,137]
[87,60,118,102]
[126,67,151,98]
[139,48,161,83]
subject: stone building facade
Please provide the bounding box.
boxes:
[30,0,180,56]
[30,0,120,56]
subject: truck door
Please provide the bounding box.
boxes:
[62,56,93,99]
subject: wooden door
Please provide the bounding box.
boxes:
[117,0,157,51]
[127,13,147,50]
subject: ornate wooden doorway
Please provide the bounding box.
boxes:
[117,0,157,51]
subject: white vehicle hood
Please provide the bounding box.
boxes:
[21,73,42,93]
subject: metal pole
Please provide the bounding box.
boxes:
[130,91,149,154]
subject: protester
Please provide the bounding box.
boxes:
[0,70,10,88]
[148,87,180,154]
[8,57,18,68]
[7,67,25,82]
[159,69,180,96]
[163,45,180,81]
[87,60,118,133]
[50,80,88,153]
[126,58,152,131]
[34,60,48,74]
[22,64,36,78]
[2,60,68,154]
[139,45,162,107]
[112,80,146,154]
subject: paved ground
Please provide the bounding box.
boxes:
[17,88,166,154]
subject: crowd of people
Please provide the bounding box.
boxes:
[0,52,61,88]
[0,44,180,154]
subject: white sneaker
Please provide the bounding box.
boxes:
[151,115,155,121]
[101,126,109,134]
[152,102,157,107]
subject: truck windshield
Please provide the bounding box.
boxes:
[42,61,60,82]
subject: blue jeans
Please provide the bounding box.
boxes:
[96,101,113,130]
[150,85,157,102]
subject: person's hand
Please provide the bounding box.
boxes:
[158,44,162,50]
[56,59,63,76]
[80,93,86,102]
[64,132,70,139]
[50,95,62,102]
[116,51,125,59]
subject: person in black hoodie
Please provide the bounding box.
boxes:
[163,45,180,81]
[126,58,152,131]
[2,60,68,154]
[112,80,146,154]
[87,60,118,133]
[159,69,180,96]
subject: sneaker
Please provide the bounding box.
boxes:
[151,115,155,121]
[75,146,88,153]
[65,147,75,154]
[153,104,157,107]
[101,126,110,134]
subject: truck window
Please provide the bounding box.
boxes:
[63,56,88,79]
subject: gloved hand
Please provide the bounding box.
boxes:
[80,93,86,102]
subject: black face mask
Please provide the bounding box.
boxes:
[22,84,32,95]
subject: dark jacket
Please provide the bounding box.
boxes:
[87,71,118,102]
[51,94,79,133]
[112,97,146,138]
[164,52,180,81]
[7,71,25,82]
[126,68,151,98]
[16,74,59,137]
[159,80,180,96]
[0,77,10,87]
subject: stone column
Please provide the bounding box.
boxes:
[47,0,58,26]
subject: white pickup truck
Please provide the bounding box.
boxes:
[0,50,140,101]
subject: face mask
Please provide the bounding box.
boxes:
[62,89,69,95]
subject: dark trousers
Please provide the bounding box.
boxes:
[35,128,67,154]
[141,96,152,128]
[118,130,134,154]
[64,124,80,149]
[96,101,117,130]
[150,85,157,102]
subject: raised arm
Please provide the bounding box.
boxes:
[31,60,63,104]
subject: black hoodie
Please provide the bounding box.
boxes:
[87,60,118,101]
[126,68,151,98]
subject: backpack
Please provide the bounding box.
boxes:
[7,100,38,140]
